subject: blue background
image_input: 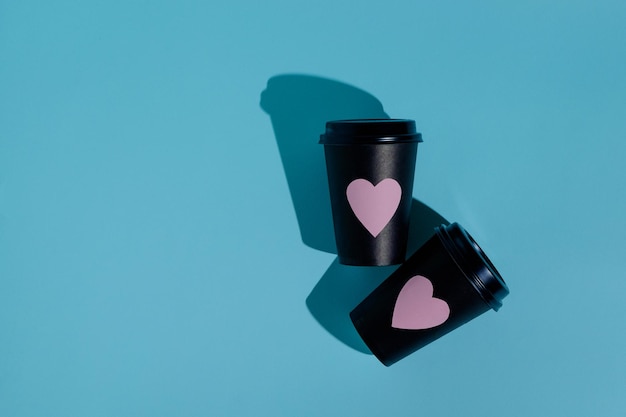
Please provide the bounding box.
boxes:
[2,1,625,416]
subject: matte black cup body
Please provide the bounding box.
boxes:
[320,119,422,266]
[350,223,509,366]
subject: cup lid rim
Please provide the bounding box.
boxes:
[320,119,423,145]
[436,223,510,311]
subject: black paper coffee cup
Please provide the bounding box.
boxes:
[350,223,509,366]
[320,119,422,266]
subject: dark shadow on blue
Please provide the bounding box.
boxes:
[260,74,388,254]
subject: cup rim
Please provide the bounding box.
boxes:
[436,223,510,311]
[319,119,423,145]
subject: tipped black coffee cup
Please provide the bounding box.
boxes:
[350,223,509,366]
[320,119,422,266]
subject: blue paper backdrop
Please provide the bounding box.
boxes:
[2,1,625,416]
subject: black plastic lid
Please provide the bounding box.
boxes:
[436,223,509,311]
[319,119,423,145]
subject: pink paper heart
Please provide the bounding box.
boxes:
[392,275,450,330]
[346,178,402,237]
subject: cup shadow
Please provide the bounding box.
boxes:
[260,74,388,254]
[260,74,449,354]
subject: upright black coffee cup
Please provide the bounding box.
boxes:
[320,119,422,266]
[350,223,509,366]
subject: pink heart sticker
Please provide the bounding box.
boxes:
[346,178,402,238]
[392,275,450,330]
